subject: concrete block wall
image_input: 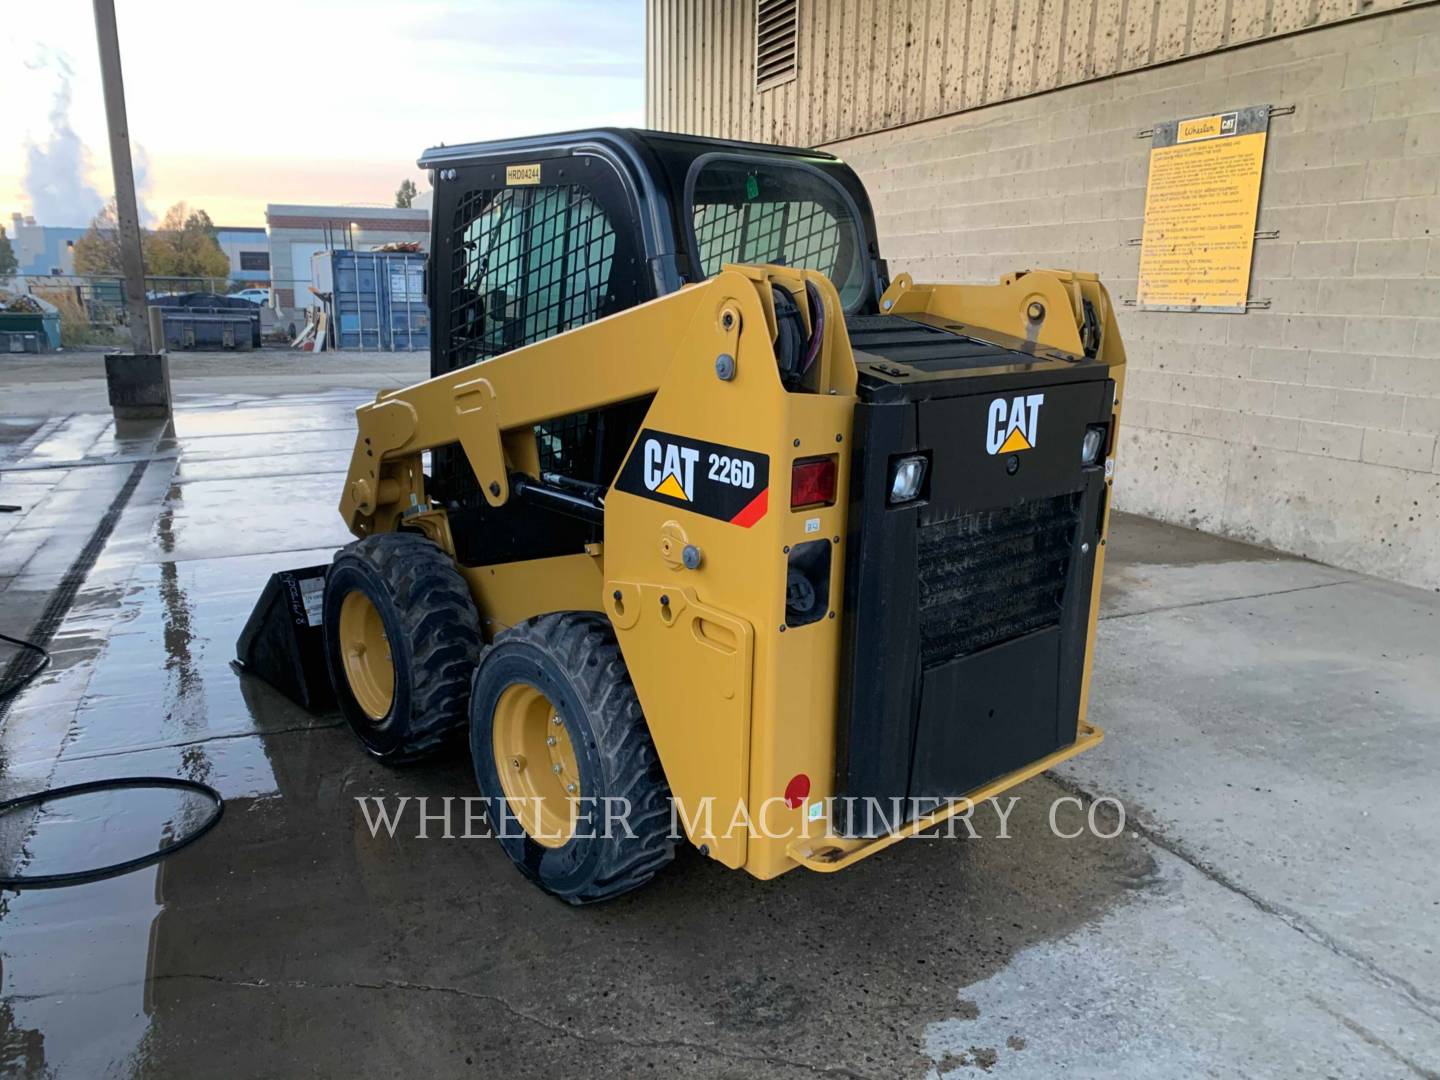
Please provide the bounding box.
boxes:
[830,7,1440,589]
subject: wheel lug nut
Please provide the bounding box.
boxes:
[551,715,561,725]
[547,736,557,746]
[566,783,576,794]
[552,763,563,774]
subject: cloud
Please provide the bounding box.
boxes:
[22,52,106,226]
[400,0,643,78]
[132,142,156,227]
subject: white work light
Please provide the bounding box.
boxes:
[889,455,928,504]
[1081,425,1106,466]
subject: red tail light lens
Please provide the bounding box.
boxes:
[791,456,837,509]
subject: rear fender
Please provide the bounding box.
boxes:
[602,267,856,875]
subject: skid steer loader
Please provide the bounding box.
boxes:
[310,129,1125,903]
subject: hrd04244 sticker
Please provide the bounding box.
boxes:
[614,429,770,527]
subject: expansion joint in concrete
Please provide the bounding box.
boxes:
[1100,577,1363,623]
[1049,774,1440,1031]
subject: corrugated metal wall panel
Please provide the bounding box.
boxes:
[1060,0,1094,85]
[984,1,1012,103]
[645,0,1435,146]
[1032,0,1061,93]
[1152,1,1191,63]
[941,0,968,110]
[1090,0,1121,78]
[964,2,990,107]
[1189,0,1228,54]
[1231,0,1268,47]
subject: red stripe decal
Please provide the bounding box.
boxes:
[729,487,769,528]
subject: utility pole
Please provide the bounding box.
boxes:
[92,0,152,353]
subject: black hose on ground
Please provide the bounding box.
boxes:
[0,777,224,890]
[0,631,51,703]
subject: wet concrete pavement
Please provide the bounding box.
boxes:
[1,358,1438,1078]
[4,348,428,417]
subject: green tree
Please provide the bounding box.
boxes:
[0,225,17,278]
[146,202,230,280]
[72,201,231,283]
[395,178,418,208]
[72,201,124,276]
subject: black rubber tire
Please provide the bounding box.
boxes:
[469,612,675,904]
[323,532,483,763]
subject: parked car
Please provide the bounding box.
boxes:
[228,288,271,306]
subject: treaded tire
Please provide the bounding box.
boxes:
[323,532,483,763]
[470,612,675,904]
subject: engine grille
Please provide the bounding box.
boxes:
[917,494,1082,667]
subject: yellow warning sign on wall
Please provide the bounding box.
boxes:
[1137,105,1270,312]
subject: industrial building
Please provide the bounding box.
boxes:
[7,214,86,277]
[214,225,270,284]
[7,214,274,286]
[645,0,1440,590]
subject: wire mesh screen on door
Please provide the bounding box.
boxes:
[688,157,865,310]
[693,200,839,280]
[447,184,618,369]
[445,183,624,481]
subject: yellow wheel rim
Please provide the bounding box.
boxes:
[338,590,394,721]
[491,684,581,848]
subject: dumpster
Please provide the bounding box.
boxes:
[153,293,262,350]
[161,312,256,351]
[0,330,44,354]
[311,250,429,351]
[0,311,61,352]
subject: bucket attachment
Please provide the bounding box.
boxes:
[234,565,335,712]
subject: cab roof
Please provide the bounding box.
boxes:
[416,126,843,171]
[419,126,887,314]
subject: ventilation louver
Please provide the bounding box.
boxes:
[756,0,798,89]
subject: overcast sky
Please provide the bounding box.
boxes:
[0,0,645,228]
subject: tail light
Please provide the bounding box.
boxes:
[790,456,837,509]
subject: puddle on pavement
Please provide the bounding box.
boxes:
[148,474,351,564]
[1,747,1160,1077]
[162,426,358,464]
[170,449,353,484]
[169,402,361,439]
[51,548,341,765]
[1104,511,1277,567]
[15,415,115,464]
[0,417,47,451]
[1,462,243,1053]
[1097,512,1352,618]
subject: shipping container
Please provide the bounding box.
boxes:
[310,250,429,351]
